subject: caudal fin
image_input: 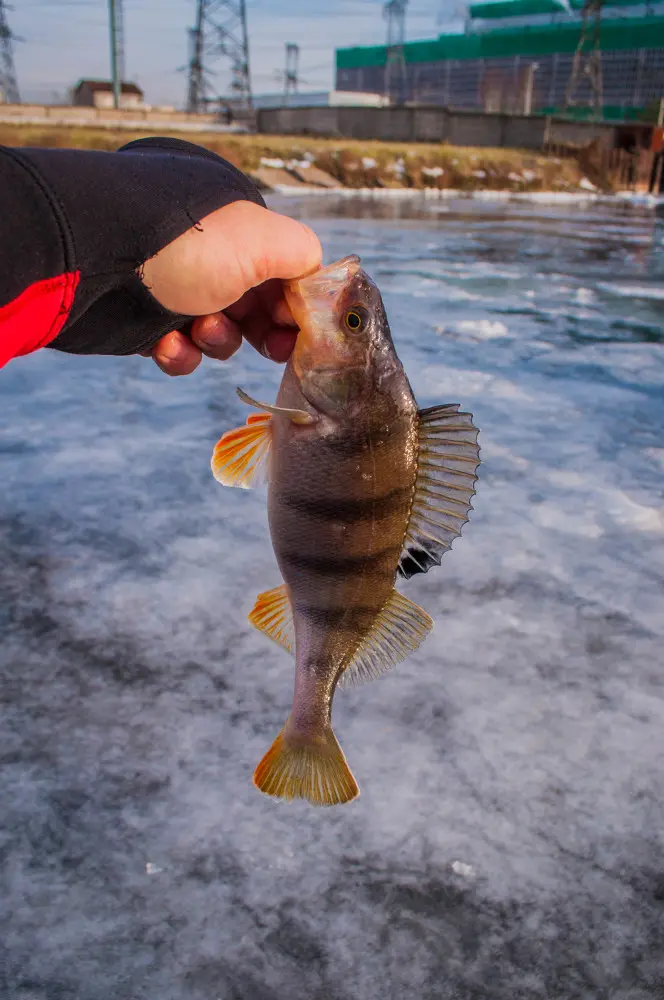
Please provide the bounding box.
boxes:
[253,726,359,806]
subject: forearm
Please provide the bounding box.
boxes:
[0,137,265,368]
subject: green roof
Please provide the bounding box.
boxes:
[336,15,664,67]
[469,0,569,19]
[468,0,645,17]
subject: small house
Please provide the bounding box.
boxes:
[71,79,144,110]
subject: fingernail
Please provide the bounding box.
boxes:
[262,342,274,361]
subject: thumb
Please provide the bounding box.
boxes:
[140,201,322,316]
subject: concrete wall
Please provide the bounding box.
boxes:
[545,118,617,147]
[256,105,554,150]
[0,103,221,128]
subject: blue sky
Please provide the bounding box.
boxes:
[11,0,465,107]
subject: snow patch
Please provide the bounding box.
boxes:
[452,319,510,340]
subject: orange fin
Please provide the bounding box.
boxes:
[248,584,294,655]
[211,413,272,490]
[340,589,433,689]
[399,404,480,579]
[253,726,359,806]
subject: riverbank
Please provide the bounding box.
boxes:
[0,122,593,195]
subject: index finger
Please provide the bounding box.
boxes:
[225,279,299,362]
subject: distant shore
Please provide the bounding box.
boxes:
[0,122,654,201]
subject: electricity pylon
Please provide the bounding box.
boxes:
[384,0,408,105]
[108,0,125,109]
[284,42,299,103]
[0,0,20,104]
[563,0,604,118]
[187,0,252,114]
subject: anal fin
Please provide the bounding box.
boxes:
[339,590,433,688]
[399,403,480,579]
[248,584,294,655]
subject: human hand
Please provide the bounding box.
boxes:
[139,201,322,376]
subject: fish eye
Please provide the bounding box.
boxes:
[344,308,365,332]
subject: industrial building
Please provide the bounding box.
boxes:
[251,90,389,110]
[336,0,664,120]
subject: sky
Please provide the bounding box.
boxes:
[10,0,466,109]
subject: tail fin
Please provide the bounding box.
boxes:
[253,725,359,806]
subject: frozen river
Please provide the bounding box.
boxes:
[2,195,664,999]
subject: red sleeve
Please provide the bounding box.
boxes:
[0,272,80,368]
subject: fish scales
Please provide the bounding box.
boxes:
[211,254,480,806]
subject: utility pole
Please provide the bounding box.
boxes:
[284,43,299,104]
[523,61,538,115]
[186,0,252,115]
[563,0,604,119]
[0,0,20,104]
[384,0,408,106]
[108,0,125,109]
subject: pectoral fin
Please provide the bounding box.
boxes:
[236,387,314,425]
[211,412,272,489]
[399,404,480,579]
[339,590,433,688]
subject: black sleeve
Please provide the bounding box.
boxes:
[2,136,266,356]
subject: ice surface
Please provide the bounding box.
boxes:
[1,197,664,999]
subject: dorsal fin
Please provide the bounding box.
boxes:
[399,404,480,580]
[248,585,432,689]
[339,590,433,688]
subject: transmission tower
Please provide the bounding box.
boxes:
[384,0,408,106]
[108,0,125,109]
[186,0,252,114]
[0,0,20,104]
[284,42,299,103]
[563,0,604,118]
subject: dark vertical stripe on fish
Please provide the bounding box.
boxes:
[281,547,402,578]
[276,485,413,524]
[296,604,382,629]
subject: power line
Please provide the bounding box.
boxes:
[0,0,20,103]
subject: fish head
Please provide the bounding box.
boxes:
[284,255,398,417]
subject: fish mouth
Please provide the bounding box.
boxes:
[284,255,361,331]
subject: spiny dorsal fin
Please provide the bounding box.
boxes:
[339,590,433,689]
[248,584,294,654]
[398,404,480,580]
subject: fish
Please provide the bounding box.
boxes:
[211,255,480,807]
